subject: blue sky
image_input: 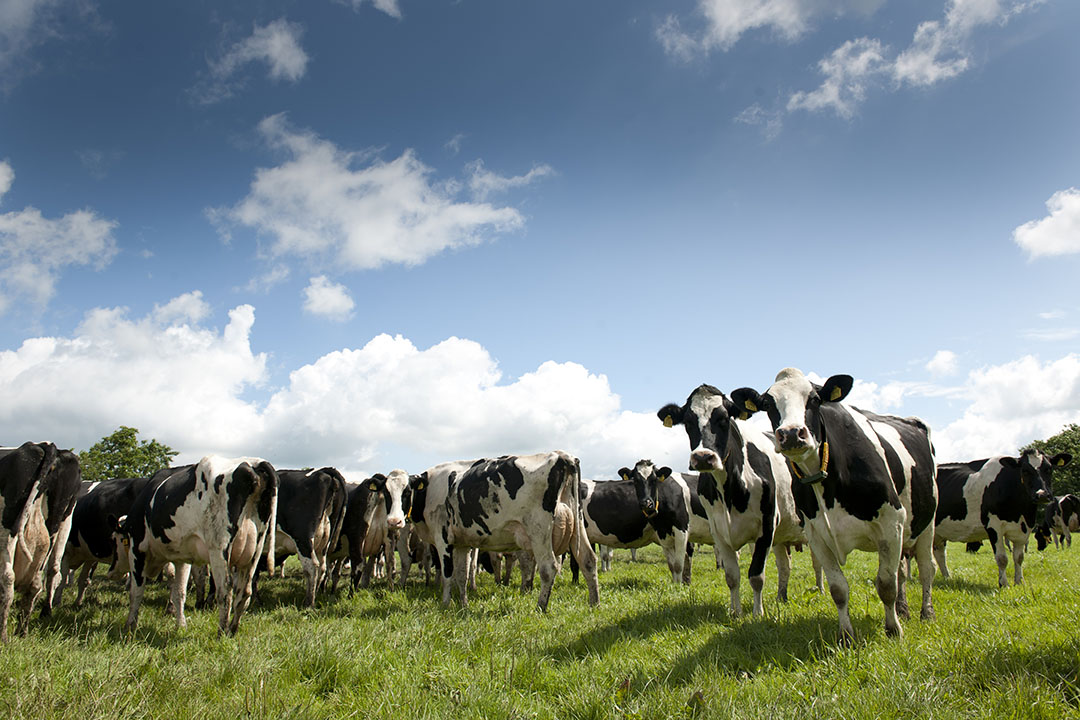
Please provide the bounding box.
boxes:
[1,0,1078,479]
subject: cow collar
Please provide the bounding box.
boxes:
[789,426,830,485]
[641,478,661,519]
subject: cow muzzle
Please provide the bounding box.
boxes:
[1035,490,1052,504]
[775,426,811,452]
[388,516,406,530]
[690,448,720,472]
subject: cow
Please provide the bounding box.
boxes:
[328,470,409,592]
[0,441,81,641]
[731,368,938,642]
[260,467,347,606]
[935,450,1071,584]
[579,460,691,584]
[408,451,599,611]
[118,456,278,636]
[658,385,809,617]
[1037,493,1080,550]
[50,476,152,609]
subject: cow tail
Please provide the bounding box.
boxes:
[13,441,59,534]
[324,468,349,556]
[257,461,279,575]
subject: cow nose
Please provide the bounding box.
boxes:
[776,426,809,449]
[690,449,720,470]
[388,516,405,530]
[1036,490,1051,503]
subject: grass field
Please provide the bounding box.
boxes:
[3,543,1079,720]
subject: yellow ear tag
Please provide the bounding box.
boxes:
[663,416,673,428]
[621,474,630,482]
[418,482,425,490]
[830,386,843,401]
[744,400,757,412]
[739,412,749,421]
[1056,458,1067,466]
[658,475,665,483]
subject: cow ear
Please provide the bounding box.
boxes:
[366,480,380,492]
[657,466,672,482]
[1000,456,1020,469]
[729,387,762,420]
[1052,453,1072,468]
[657,404,683,428]
[617,467,631,481]
[821,375,853,403]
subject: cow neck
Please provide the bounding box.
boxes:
[720,422,744,490]
[788,417,830,485]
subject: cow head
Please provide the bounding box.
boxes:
[407,472,429,524]
[108,514,133,579]
[731,368,852,471]
[1002,449,1071,506]
[618,459,672,519]
[382,469,410,530]
[658,384,741,474]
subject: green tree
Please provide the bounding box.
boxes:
[79,426,179,482]
[1024,423,1080,496]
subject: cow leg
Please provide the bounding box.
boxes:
[40,513,75,619]
[1012,535,1026,585]
[987,527,1010,587]
[810,548,825,592]
[516,551,535,592]
[933,541,950,579]
[297,550,318,607]
[171,563,191,629]
[810,535,855,644]
[74,561,94,608]
[747,532,773,617]
[52,553,75,610]
[568,527,599,608]
[0,540,15,643]
[208,553,233,637]
[449,546,471,607]
[660,532,688,585]
[228,563,256,636]
[360,554,377,589]
[912,530,936,620]
[716,542,742,617]
[774,544,792,603]
[533,543,559,613]
[682,544,694,585]
[123,551,159,635]
[466,548,478,592]
[876,536,904,637]
[384,534,398,588]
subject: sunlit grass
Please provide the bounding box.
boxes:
[3,543,1079,719]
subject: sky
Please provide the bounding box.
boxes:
[1,0,1078,481]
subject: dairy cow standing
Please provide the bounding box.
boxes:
[732,368,938,642]
[51,476,151,609]
[0,442,81,641]
[658,385,809,617]
[328,470,409,591]
[1036,493,1080,550]
[935,450,1070,584]
[119,456,278,636]
[257,468,348,606]
[409,451,599,611]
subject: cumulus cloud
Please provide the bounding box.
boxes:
[210,114,531,271]
[0,297,686,478]
[338,0,402,19]
[302,275,355,321]
[466,160,554,201]
[657,0,884,58]
[926,349,959,376]
[1013,188,1080,258]
[192,19,308,104]
[0,0,101,88]
[785,0,1041,119]
[0,160,118,313]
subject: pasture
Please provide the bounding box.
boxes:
[3,545,1079,720]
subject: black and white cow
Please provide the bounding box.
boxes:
[731,368,938,642]
[579,460,690,584]
[51,476,152,609]
[409,451,599,611]
[0,441,81,641]
[1036,493,1080,550]
[118,456,278,636]
[265,468,348,606]
[328,470,410,591]
[935,450,1070,584]
[658,385,808,617]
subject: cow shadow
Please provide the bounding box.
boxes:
[930,575,998,595]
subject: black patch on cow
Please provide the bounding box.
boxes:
[409,472,429,524]
[275,469,341,562]
[0,442,56,532]
[145,466,199,544]
[936,461,987,524]
[981,461,1035,528]
[225,465,257,536]
[455,465,495,536]
[70,476,152,561]
[542,456,574,514]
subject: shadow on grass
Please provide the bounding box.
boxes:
[930,575,999,595]
[972,639,1080,707]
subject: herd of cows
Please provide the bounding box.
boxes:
[0,367,1074,645]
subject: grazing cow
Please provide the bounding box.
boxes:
[51,476,152,609]
[118,456,278,636]
[1037,493,1080,550]
[658,385,808,617]
[262,468,348,606]
[409,451,599,611]
[579,460,691,584]
[0,442,81,640]
[731,368,938,642]
[935,450,1071,584]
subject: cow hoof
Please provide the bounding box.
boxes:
[921,606,935,621]
[885,623,903,638]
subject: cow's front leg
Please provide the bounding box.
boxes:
[876,533,904,637]
[716,542,741,617]
[986,527,1010,587]
[774,545,791,603]
[170,563,191,629]
[1011,535,1026,585]
[0,550,15,643]
[208,553,233,637]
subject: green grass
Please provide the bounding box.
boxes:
[3,544,1080,719]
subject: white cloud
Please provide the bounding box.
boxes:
[302,275,355,321]
[1013,188,1080,258]
[787,0,1041,118]
[658,0,884,58]
[445,133,465,156]
[1023,328,1080,342]
[0,160,118,312]
[926,349,959,376]
[210,114,530,271]
[786,37,888,118]
[193,19,308,104]
[339,0,402,19]
[1039,309,1066,320]
[466,160,554,201]
[734,104,784,140]
[244,264,291,293]
[0,296,685,479]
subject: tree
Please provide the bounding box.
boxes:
[79,426,179,483]
[1024,423,1080,497]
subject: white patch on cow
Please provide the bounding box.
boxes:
[383,469,409,530]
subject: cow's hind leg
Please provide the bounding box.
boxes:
[933,541,950,579]
[747,533,773,617]
[876,537,903,637]
[171,563,191,629]
[716,542,742,617]
[568,526,598,607]
[1011,535,1027,585]
[74,562,94,608]
[913,529,935,620]
[774,545,791,603]
[0,544,15,643]
[987,527,1010,587]
[208,553,233,637]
